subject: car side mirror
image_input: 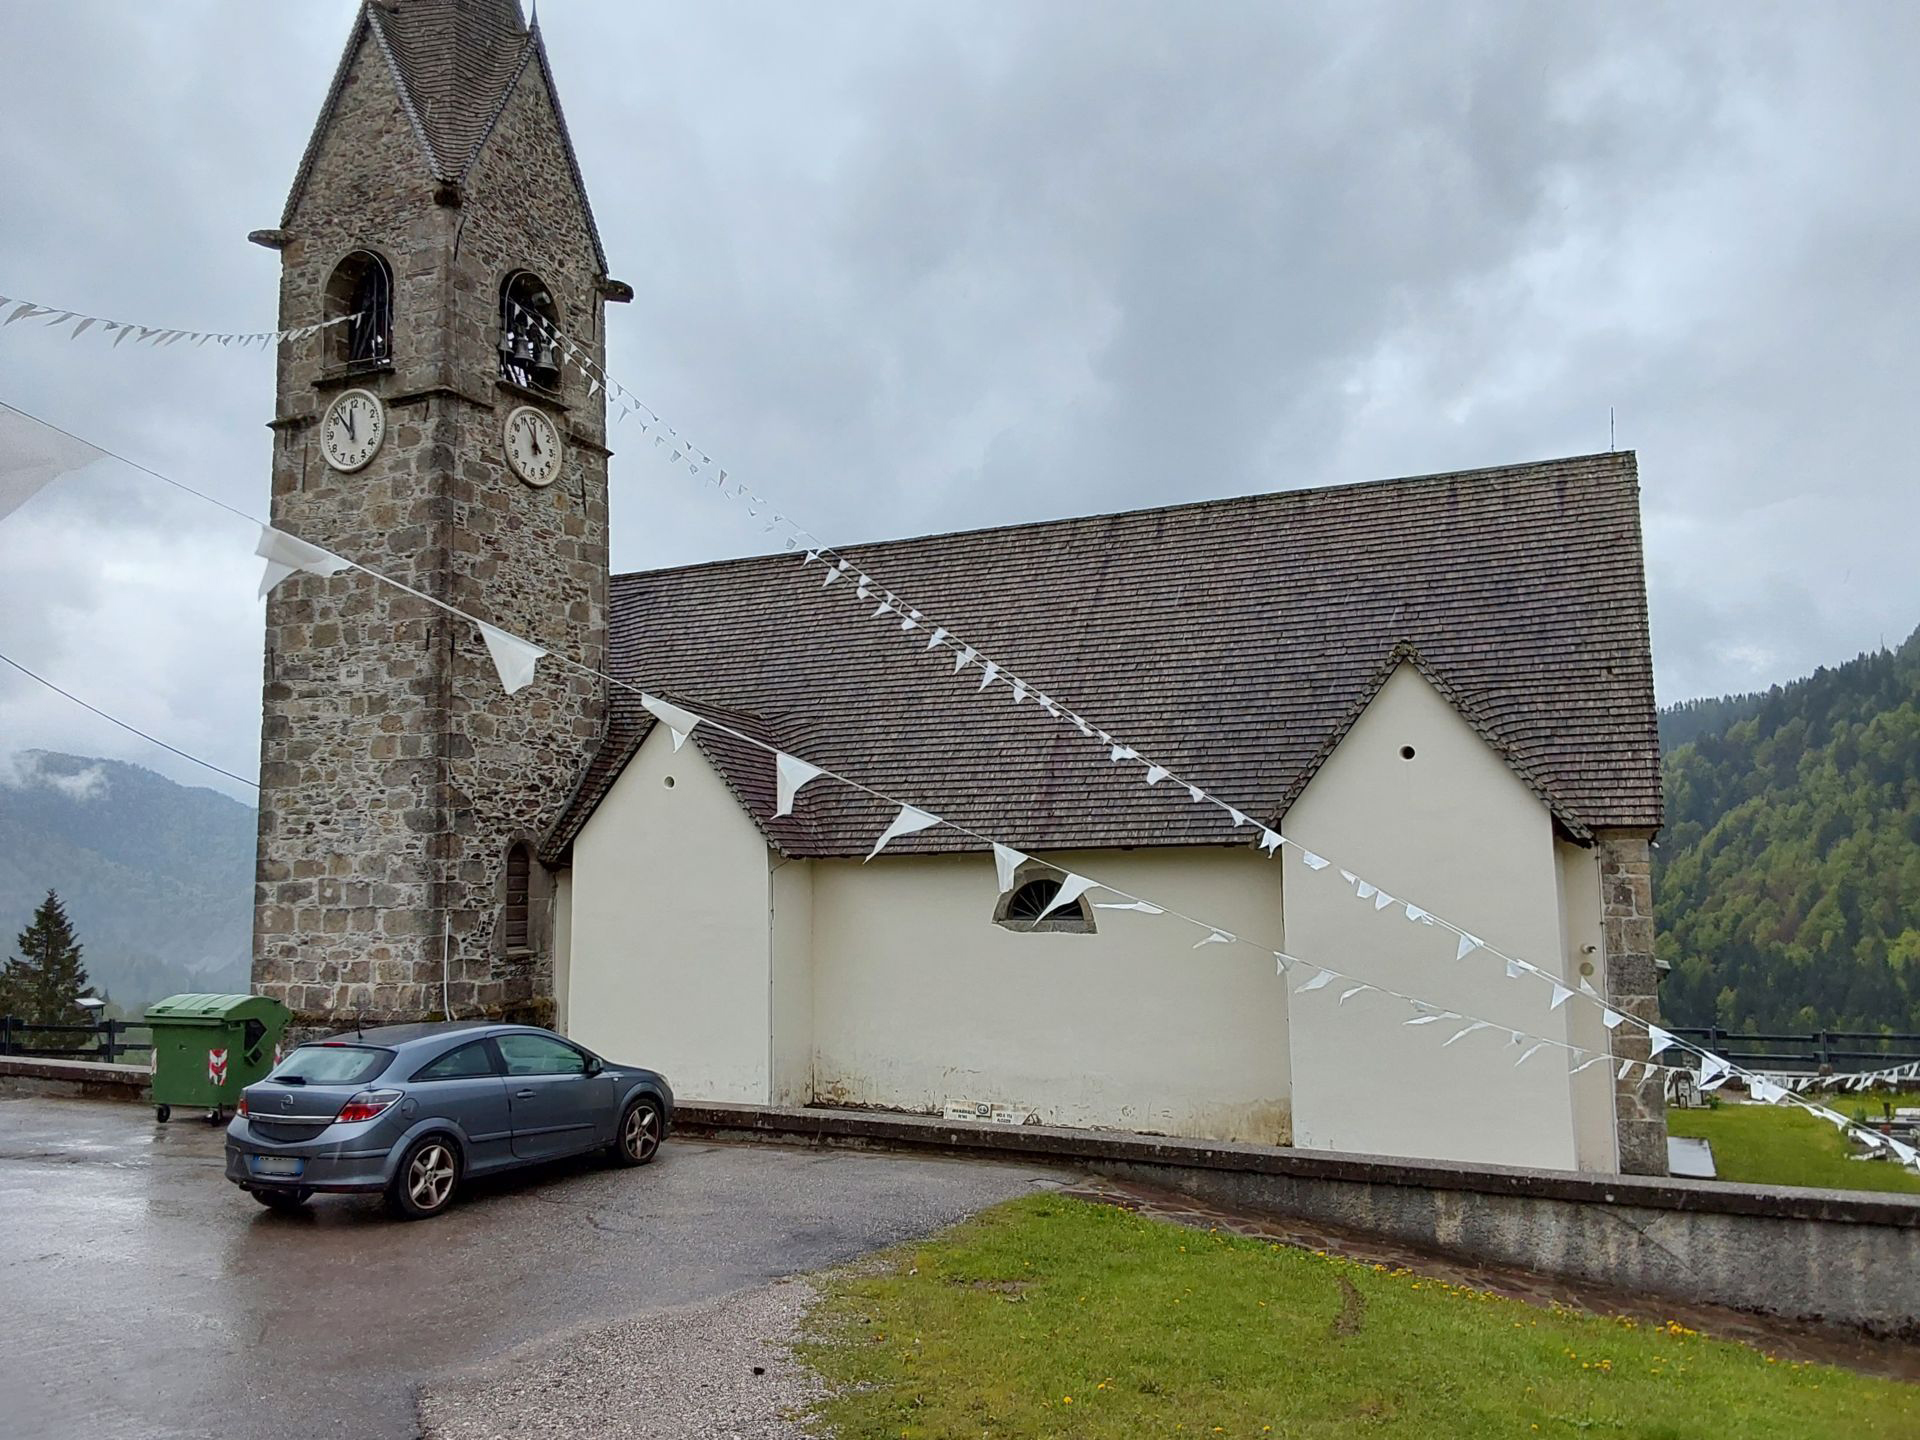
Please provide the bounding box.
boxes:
[585,1056,603,1076]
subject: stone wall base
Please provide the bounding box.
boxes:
[676,1102,1920,1339]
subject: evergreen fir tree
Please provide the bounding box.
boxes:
[1,890,91,1026]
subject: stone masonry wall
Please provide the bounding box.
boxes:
[1598,831,1667,1175]
[254,20,609,1027]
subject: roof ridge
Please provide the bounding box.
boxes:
[610,450,1639,586]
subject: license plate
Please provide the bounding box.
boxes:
[251,1155,306,1178]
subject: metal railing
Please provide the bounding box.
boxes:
[0,1016,152,1065]
[1670,1026,1920,1075]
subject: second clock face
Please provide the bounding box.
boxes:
[504,405,563,488]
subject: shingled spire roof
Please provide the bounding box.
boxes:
[281,0,610,273]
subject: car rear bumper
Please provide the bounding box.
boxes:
[225,1119,395,1193]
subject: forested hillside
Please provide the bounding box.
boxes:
[1656,626,1920,1034]
[0,752,253,1009]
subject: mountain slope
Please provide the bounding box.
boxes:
[0,752,253,1009]
[1655,627,1920,1034]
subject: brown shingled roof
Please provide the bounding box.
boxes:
[544,452,1661,864]
[283,1,611,273]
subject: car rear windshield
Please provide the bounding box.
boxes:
[269,1045,392,1087]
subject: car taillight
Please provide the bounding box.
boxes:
[335,1089,402,1124]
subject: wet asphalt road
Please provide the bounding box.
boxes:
[0,1096,1061,1439]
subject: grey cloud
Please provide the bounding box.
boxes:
[2,0,1917,801]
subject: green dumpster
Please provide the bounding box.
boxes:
[144,993,291,1126]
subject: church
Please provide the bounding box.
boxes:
[249,0,1667,1177]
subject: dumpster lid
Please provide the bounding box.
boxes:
[143,993,291,1023]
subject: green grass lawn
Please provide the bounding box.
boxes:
[1668,1091,1920,1194]
[799,1196,1915,1438]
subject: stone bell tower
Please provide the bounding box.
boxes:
[248,0,626,1027]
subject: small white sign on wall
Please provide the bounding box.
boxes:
[944,1098,1039,1125]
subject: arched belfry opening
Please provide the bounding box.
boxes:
[499,270,561,392]
[325,249,392,369]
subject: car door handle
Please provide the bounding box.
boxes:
[515,1088,536,1099]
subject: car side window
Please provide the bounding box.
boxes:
[497,1033,588,1077]
[413,1040,497,1082]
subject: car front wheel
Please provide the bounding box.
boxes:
[611,1097,663,1167]
[388,1135,462,1219]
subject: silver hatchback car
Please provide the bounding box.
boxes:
[224,1021,673,1219]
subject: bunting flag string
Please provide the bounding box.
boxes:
[2,304,1826,1151]
[8,396,1913,1172]
[5,307,1903,1141]
[0,290,357,353]
[9,400,1696,1113]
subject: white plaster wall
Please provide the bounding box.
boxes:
[810,848,1293,1143]
[1558,839,1617,1170]
[566,728,774,1101]
[1283,664,1583,1171]
[769,857,814,1105]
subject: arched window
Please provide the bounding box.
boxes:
[325,249,392,368]
[996,874,1095,934]
[499,270,561,392]
[503,843,531,952]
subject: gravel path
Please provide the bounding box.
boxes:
[418,1277,828,1440]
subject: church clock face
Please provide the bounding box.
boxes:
[504,405,563,488]
[318,388,385,473]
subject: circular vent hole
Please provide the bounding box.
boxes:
[1399,745,1416,760]
[663,775,676,789]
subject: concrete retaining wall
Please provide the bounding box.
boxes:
[0,1055,150,1103]
[677,1102,1920,1338]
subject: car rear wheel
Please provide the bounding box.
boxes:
[251,1187,313,1212]
[611,1097,663,1167]
[387,1135,462,1220]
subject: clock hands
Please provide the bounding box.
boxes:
[342,406,357,443]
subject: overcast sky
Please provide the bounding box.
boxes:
[1,1,1916,802]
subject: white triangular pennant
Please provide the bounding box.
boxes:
[1515,1043,1547,1067]
[1095,899,1166,915]
[978,661,1001,691]
[1647,1025,1675,1057]
[1039,873,1097,919]
[1192,929,1234,949]
[640,694,702,751]
[1339,985,1370,1005]
[774,752,825,817]
[1227,808,1248,828]
[254,526,353,597]
[1302,851,1329,871]
[1603,1009,1627,1030]
[1187,785,1205,803]
[1356,881,1378,901]
[1011,682,1028,704]
[866,804,941,861]
[954,646,976,674]
[1259,828,1282,854]
[1444,1021,1491,1047]
[1296,967,1333,993]
[476,621,546,695]
[1456,933,1483,961]
[1144,765,1169,786]
[992,843,1027,894]
[926,626,948,651]
[1550,983,1573,1010]
[1372,890,1395,911]
[1404,903,1429,924]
